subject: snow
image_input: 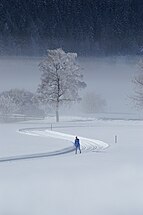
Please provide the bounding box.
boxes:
[0,116,143,215]
[19,128,108,152]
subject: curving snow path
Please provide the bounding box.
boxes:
[19,128,109,152]
[0,128,109,163]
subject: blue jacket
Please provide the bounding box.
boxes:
[75,138,80,147]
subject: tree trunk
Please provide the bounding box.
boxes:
[56,102,59,122]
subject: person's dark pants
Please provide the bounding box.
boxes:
[75,145,81,154]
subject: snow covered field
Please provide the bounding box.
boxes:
[0,116,143,215]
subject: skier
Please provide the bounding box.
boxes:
[74,136,81,154]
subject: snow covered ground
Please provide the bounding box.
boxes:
[0,116,143,215]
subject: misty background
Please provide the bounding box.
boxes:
[0,56,140,116]
[0,0,143,118]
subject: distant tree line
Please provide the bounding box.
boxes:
[0,0,143,55]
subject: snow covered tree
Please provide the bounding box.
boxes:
[0,89,44,118]
[0,94,18,116]
[37,48,86,122]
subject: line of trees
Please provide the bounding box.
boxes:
[0,0,143,55]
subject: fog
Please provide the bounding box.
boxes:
[0,55,141,116]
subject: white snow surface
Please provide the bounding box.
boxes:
[0,116,143,215]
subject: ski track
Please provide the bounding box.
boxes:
[0,128,109,163]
